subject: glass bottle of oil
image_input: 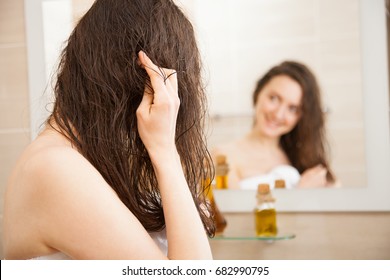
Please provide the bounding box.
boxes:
[215,155,229,189]
[254,184,277,237]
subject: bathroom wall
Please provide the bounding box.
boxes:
[0,0,31,258]
[0,0,388,260]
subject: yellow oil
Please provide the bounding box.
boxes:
[216,175,228,189]
[255,208,277,237]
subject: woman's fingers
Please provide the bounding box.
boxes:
[138,85,154,111]
[138,51,178,96]
[137,50,179,117]
[136,51,180,156]
[299,164,328,188]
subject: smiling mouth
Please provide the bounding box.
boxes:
[265,116,282,128]
[267,122,280,130]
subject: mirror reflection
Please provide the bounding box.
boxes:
[182,0,366,188]
[41,0,367,188]
[211,61,339,189]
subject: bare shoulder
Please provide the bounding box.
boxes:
[25,144,103,188]
[211,139,242,158]
[211,137,252,167]
[4,135,165,259]
[9,141,105,202]
[16,139,119,220]
[4,142,104,256]
[5,137,92,202]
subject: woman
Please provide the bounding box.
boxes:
[213,61,337,189]
[3,0,214,259]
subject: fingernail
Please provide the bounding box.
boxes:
[139,50,149,60]
[138,51,148,68]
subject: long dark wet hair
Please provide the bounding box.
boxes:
[253,61,335,183]
[49,0,215,235]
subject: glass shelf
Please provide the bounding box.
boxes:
[210,233,295,241]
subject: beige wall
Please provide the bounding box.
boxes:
[0,0,31,258]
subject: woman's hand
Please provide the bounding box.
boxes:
[135,53,212,260]
[136,51,180,160]
[298,164,328,188]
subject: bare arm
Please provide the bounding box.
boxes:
[135,51,212,259]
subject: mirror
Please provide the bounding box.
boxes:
[178,0,390,210]
[182,0,366,188]
[24,0,390,211]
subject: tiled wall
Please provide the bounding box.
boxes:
[0,0,31,258]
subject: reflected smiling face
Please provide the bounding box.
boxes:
[254,75,303,138]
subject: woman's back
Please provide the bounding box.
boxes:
[3,126,169,259]
[3,127,81,259]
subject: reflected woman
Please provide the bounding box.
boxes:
[213,61,338,189]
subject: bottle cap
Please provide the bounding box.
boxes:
[257,183,270,194]
[216,154,227,165]
[215,154,229,177]
[274,179,286,189]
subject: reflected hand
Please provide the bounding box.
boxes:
[136,51,180,159]
[298,164,328,188]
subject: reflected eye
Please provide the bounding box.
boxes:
[269,95,278,102]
